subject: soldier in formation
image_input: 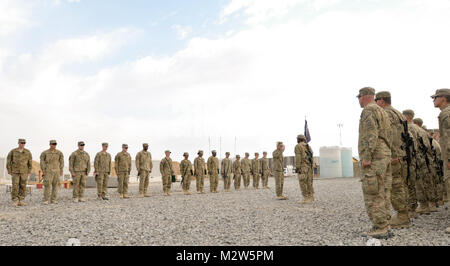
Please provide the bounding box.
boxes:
[135,143,153,197]
[221,152,233,192]
[194,150,206,194]
[7,139,32,207]
[260,152,270,189]
[232,155,242,190]
[241,153,252,189]
[160,150,174,196]
[69,141,90,203]
[94,143,111,200]
[273,142,287,200]
[295,135,314,204]
[251,153,261,189]
[40,140,64,204]
[207,150,220,193]
[180,152,193,195]
[115,144,131,199]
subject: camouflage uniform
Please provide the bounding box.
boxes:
[69,144,91,201]
[295,137,314,202]
[207,153,219,193]
[180,155,193,193]
[40,141,64,203]
[251,154,261,189]
[431,139,445,203]
[7,139,32,204]
[273,147,285,198]
[241,155,252,189]
[260,155,270,189]
[136,146,153,196]
[94,145,111,198]
[194,153,206,193]
[160,153,174,195]
[358,92,391,231]
[232,157,242,190]
[115,146,131,197]
[221,155,233,191]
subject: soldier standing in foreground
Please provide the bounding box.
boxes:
[136,143,153,197]
[194,150,206,194]
[160,150,174,196]
[69,141,90,203]
[180,152,193,195]
[94,143,111,200]
[7,139,32,207]
[207,150,220,193]
[241,153,252,189]
[295,135,314,204]
[232,155,242,190]
[221,152,233,192]
[273,142,287,200]
[357,87,392,239]
[260,152,270,189]
[115,144,131,199]
[40,140,64,204]
[431,88,450,234]
[251,153,261,189]
[375,92,410,228]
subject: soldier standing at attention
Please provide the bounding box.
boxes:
[7,139,32,207]
[136,143,153,198]
[160,150,174,196]
[69,141,91,203]
[295,135,314,204]
[40,140,64,205]
[180,152,193,195]
[221,152,233,192]
[375,92,411,228]
[94,143,111,200]
[357,87,392,239]
[251,153,261,189]
[260,152,270,189]
[241,153,252,189]
[232,155,242,190]
[194,150,206,194]
[207,150,220,193]
[115,144,131,199]
[273,142,287,200]
[431,88,450,234]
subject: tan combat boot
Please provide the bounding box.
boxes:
[438,200,444,206]
[51,200,58,204]
[445,227,450,234]
[409,211,418,219]
[13,201,19,207]
[390,211,411,229]
[429,202,438,212]
[138,193,145,198]
[73,198,79,203]
[79,198,86,202]
[144,193,151,197]
[298,198,309,204]
[364,226,390,239]
[18,201,27,206]
[307,196,314,203]
[123,194,130,199]
[416,202,430,215]
[43,201,49,205]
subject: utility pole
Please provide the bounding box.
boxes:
[337,123,343,147]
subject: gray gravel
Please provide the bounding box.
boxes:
[0,177,449,246]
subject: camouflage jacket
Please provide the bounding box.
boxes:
[384,106,407,159]
[272,149,284,172]
[194,157,206,176]
[115,151,131,174]
[40,149,64,173]
[232,160,242,176]
[251,158,261,175]
[207,156,219,175]
[294,143,311,168]
[135,150,153,172]
[180,159,193,177]
[160,157,174,177]
[241,158,252,174]
[439,105,450,163]
[69,150,90,174]
[94,151,111,174]
[260,158,270,175]
[221,158,233,177]
[7,148,32,174]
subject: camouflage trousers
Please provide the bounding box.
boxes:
[361,157,390,230]
[261,172,269,188]
[162,174,172,193]
[182,174,192,191]
[138,170,150,194]
[406,160,418,211]
[117,172,130,195]
[390,160,408,214]
[233,173,241,190]
[429,168,439,203]
[209,173,219,192]
[384,163,393,219]
[73,172,87,199]
[274,171,284,197]
[196,174,205,192]
[11,173,28,202]
[242,172,251,188]
[445,167,450,199]
[298,167,313,199]
[43,171,60,202]
[252,173,261,189]
[96,172,109,197]
[223,174,231,190]
[415,161,435,204]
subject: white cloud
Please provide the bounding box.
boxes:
[0,0,33,36]
[172,25,193,40]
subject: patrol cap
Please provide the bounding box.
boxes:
[143,143,149,147]
[49,140,57,145]
[356,87,375,98]
[165,150,171,153]
[277,141,284,146]
[297,134,306,140]
[122,144,128,148]
[255,152,259,156]
[102,142,108,147]
[431,88,450,98]
[18,138,26,144]
[78,141,85,146]
[413,118,423,126]
[422,125,427,130]
[263,151,268,154]
[402,109,415,117]
[245,152,250,156]
[375,91,391,99]
[225,152,230,155]
[183,152,189,156]
[236,155,240,158]
[198,150,204,155]
[212,150,217,153]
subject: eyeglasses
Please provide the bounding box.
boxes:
[51,144,57,146]
[20,142,26,144]
[80,144,85,146]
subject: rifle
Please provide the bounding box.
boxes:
[400,120,415,185]
[305,144,313,168]
[417,136,432,173]
[429,137,444,183]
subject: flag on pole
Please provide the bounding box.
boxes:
[304,119,311,143]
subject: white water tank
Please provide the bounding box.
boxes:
[340,147,354,177]
[319,147,342,178]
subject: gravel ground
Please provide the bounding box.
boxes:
[0,177,449,246]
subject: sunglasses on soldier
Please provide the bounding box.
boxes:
[20,142,26,144]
